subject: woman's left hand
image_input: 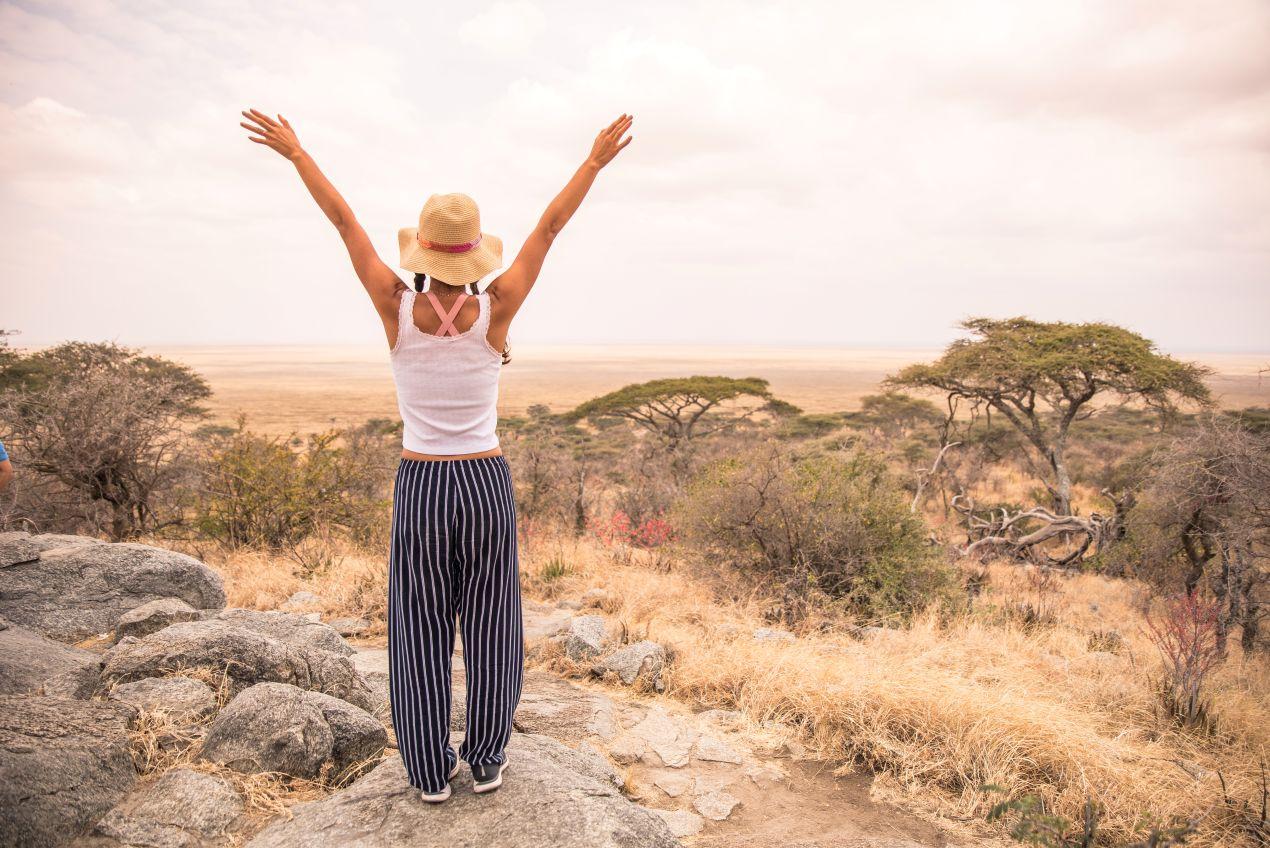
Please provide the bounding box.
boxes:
[240,108,304,161]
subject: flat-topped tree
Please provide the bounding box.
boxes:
[887,318,1211,515]
[569,376,794,452]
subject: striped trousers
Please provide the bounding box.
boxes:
[387,455,524,794]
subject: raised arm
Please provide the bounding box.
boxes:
[487,114,633,324]
[239,108,404,320]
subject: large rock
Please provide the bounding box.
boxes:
[215,608,355,656]
[0,617,101,698]
[116,597,202,641]
[109,676,218,721]
[92,767,243,848]
[199,682,386,779]
[0,530,41,567]
[102,620,376,711]
[0,696,137,848]
[30,533,109,552]
[0,540,226,641]
[246,732,680,848]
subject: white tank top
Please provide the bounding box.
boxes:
[389,289,503,454]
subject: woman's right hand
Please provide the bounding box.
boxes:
[240,108,305,162]
[587,114,634,169]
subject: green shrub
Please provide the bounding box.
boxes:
[674,446,957,622]
[193,419,392,559]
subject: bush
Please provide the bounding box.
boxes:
[674,445,957,622]
[0,341,209,539]
[193,419,393,564]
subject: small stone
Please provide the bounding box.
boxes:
[752,626,796,642]
[327,617,371,637]
[115,597,201,641]
[693,775,741,820]
[693,732,744,764]
[594,640,667,690]
[630,705,697,768]
[745,760,785,786]
[281,590,322,610]
[556,598,583,610]
[580,587,610,608]
[652,771,692,797]
[606,732,647,764]
[696,708,744,729]
[562,615,607,660]
[654,808,705,837]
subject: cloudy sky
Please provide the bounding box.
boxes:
[3,0,1268,351]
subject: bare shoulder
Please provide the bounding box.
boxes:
[378,279,411,317]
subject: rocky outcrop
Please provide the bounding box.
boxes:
[245,732,680,848]
[215,608,355,656]
[0,535,226,640]
[101,619,376,711]
[199,682,386,779]
[115,597,202,641]
[91,767,243,848]
[0,696,137,848]
[0,616,101,698]
[109,676,218,721]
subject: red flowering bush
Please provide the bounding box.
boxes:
[592,509,674,549]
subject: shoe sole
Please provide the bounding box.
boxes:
[420,763,461,803]
[473,760,509,794]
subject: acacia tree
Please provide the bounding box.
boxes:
[888,318,1211,516]
[0,341,210,539]
[569,376,795,452]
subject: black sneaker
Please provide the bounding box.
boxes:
[471,756,509,794]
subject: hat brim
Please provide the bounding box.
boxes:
[398,228,504,286]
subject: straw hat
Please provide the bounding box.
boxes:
[397,193,503,285]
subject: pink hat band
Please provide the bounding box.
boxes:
[417,233,483,253]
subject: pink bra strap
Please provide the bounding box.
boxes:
[423,290,469,337]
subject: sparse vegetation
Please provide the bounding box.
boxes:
[3,321,1266,847]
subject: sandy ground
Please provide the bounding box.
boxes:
[150,343,1270,435]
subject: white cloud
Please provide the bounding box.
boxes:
[458,1,546,56]
[1,0,1267,352]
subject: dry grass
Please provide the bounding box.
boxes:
[118,667,388,845]
[165,537,390,639]
[518,532,1270,847]
[193,527,1268,845]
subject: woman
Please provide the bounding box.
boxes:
[239,108,633,802]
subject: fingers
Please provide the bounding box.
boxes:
[240,120,270,136]
[245,108,278,128]
[617,135,633,151]
[278,114,291,128]
[608,116,633,142]
[607,114,632,137]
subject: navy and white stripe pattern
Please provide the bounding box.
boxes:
[388,455,524,794]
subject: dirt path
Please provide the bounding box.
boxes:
[356,597,987,848]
